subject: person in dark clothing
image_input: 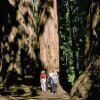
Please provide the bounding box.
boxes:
[51,71,58,94]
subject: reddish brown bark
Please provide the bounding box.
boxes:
[38,0,59,72]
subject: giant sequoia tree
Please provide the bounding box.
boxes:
[38,0,59,71]
[70,0,100,100]
[0,0,40,85]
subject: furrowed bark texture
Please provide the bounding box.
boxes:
[0,0,39,84]
[38,0,59,71]
[70,0,100,100]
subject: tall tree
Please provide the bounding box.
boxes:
[58,0,88,85]
[0,0,40,85]
[70,0,100,99]
[38,0,59,71]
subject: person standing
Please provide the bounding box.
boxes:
[48,70,53,86]
[40,70,47,92]
[51,71,58,95]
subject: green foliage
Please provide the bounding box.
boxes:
[34,0,38,33]
[59,0,75,84]
[68,67,75,84]
[34,0,38,11]
[59,0,88,84]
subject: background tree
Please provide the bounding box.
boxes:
[58,0,88,87]
[70,0,100,100]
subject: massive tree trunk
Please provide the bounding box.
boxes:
[70,0,100,100]
[38,0,59,72]
[0,0,39,85]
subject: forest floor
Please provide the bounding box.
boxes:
[0,84,71,100]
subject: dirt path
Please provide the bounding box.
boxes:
[0,84,71,100]
[32,84,71,100]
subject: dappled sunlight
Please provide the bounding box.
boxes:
[0,0,100,100]
[0,0,41,87]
